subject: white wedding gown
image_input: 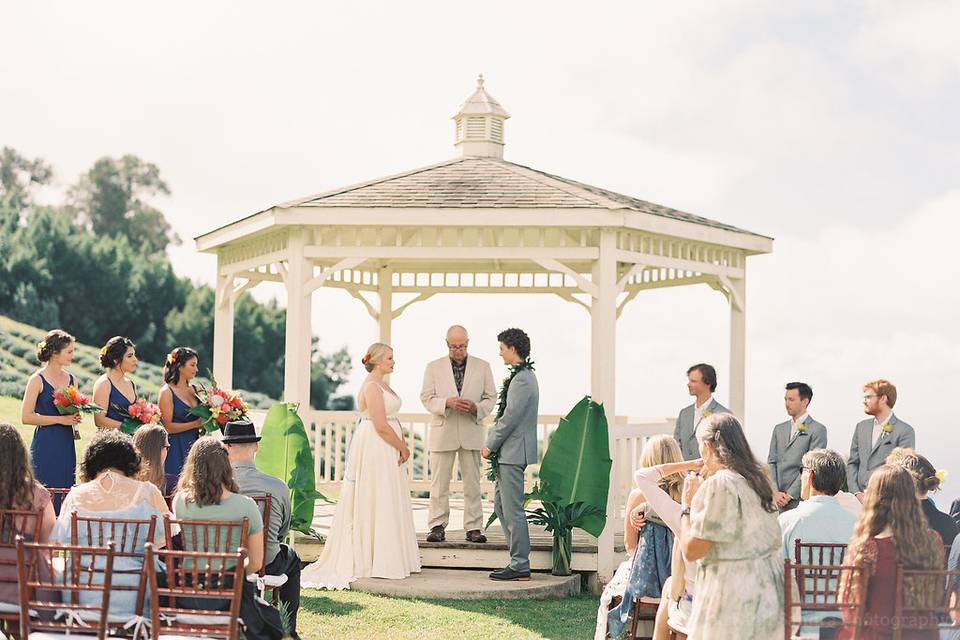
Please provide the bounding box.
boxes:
[301,383,421,589]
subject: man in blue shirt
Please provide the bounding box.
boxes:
[779,449,859,633]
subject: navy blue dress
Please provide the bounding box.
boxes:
[164,388,200,496]
[31,372,77,513]
[104,378,137,424]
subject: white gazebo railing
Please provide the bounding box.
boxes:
[303,409,674,549]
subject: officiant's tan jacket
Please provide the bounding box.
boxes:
[420,356,497,452]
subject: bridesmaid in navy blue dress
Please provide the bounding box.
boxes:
[92,336,139,431]
[20,329,83,513]
[157,347,202,496]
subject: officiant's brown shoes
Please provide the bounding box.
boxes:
[465,529,487,543]
[426,525,445,542]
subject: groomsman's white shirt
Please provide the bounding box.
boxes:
[791,413,809,440]
[872,412,894,446]
[694,396,713,431]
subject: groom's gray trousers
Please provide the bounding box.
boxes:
[494,462,530,572]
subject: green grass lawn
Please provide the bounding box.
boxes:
[298,590,598,640]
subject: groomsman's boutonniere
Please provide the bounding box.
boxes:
[882,422,893,434]
[703,409,713,419]
[797,422,807,434]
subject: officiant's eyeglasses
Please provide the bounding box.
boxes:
[447,343,468,351]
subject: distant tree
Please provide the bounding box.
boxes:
[310,343,353,410]
[67,155,179,254]
[0,147,52,210]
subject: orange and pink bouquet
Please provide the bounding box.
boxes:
[115,398,161,435]
[189,376,249,433]
[53,385,103,416]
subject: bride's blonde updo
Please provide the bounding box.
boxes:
[362,343,392,372]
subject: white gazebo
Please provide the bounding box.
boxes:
[196,76,773,582]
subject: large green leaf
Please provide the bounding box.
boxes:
[255,403,323,535]
[537,396,612,537]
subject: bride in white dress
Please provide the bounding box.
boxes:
[301,343,422,589]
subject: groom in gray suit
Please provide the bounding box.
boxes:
[481,327,538,581]
[674,363,730,460]
[767,382,828,511]
[847,378,915,498]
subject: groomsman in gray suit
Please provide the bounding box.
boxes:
[847,378,915,498]
[767,382,828,511]
[481,328,538,581]
[674,363,730,460]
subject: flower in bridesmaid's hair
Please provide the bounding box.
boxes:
[166,350,177,366]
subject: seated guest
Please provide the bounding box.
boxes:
[951,498,960,528]
[632,456,704,640]
[838,465,943,640]
[946,535,960,640]
[886,448,957,548]
[596,435,683,639]
[778,449,858,635]
[133,425,170,496]
[677,413,785,639]
[222,419,302,640]
[0,423,56,606]
[173,436,282,640]
[52,429,170,619]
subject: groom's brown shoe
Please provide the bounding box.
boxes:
[426,525,445,542]
[465,529,487,543]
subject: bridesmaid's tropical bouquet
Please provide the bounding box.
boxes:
[189,374,249,433]
[53,385,103,440]
[114,398,162,435]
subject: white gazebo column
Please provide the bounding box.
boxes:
[591,230,618,585]
[212,260,235,390]
[377,266,393,345]
[283,230,313,410]
[727,273,746,420]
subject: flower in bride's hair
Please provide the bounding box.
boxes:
[362,353,371,364]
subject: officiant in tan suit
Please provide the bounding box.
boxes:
[420,325,497,543]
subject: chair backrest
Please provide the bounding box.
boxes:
[784,558,872,640]
[46,486,72,514]
[163,514,249,553]
[0,509,42,609]
[145,542,245,639]
[250,494,272,576]
[892,565,960,639]
[16,537,116,640]
[70,512,156,614]
[794,539,848,565]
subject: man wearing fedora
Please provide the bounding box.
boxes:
[222,419,302,640]
[420,324,497,543]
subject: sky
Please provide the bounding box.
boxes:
[2,1,959,503]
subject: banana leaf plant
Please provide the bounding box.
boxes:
[524,482,604,575]
[255,403,329,539]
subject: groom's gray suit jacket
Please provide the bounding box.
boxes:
[485,368,539,466]
[767,417,828,500]
[674,398,730,461]
[846,414,915,492]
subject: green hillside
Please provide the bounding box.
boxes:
[0,314,275,408]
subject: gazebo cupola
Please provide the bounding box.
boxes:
[453,74,510,158]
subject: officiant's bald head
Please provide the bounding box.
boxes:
[446,325,469,364]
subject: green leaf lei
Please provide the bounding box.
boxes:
[486,358,535,482]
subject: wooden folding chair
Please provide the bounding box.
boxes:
[892,565,960,640]
[16,537,116,639]
[626,598,659,640]
[144,542,245,639]
[666,620,687,640]
[162,515,249,558]
[70,512,157,637]
[249,494,286,603]
[46,487,72,516]
[784,558,870,640]
[0,509,43,633]
[794,539,848,566]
